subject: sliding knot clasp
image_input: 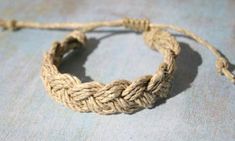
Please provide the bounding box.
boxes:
[123,18,150,32]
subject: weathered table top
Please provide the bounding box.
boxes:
[0,0,234,141]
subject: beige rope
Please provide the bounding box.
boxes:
[1,18,234,115]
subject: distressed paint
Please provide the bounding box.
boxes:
[0,0,234,141]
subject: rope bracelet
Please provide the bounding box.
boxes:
[0,18,234,115]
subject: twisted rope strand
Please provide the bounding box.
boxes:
[1,18,234,115]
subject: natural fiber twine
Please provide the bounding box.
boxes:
[1,18,234,115]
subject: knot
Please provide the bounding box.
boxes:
[216,57,228,74]
[123,18,150,32]
[50,31,87,66]
[61,30,87,52]
[64,30,87,46]
[143,28,181,56]
[0,20,19,31]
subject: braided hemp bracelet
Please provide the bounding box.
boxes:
[1,18,233,115]
[41,19,180,115]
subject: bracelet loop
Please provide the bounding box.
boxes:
[41,26,179,114]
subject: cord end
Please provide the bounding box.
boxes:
[222,69,235,84]
[216,57,235,84]
[0,19,19,31]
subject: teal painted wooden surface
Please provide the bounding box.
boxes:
[0,0,234,141]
